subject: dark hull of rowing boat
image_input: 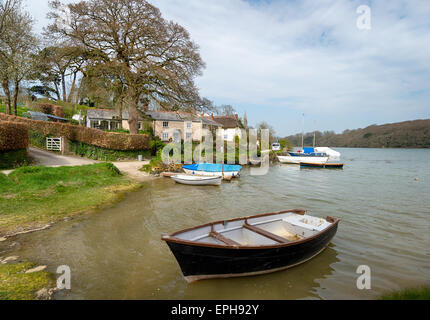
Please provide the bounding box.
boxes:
[164,222,338,282]
[300,162,344,168]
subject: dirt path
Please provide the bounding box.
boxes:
[111,161,153,182]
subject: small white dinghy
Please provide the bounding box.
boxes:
[171,174,222,186]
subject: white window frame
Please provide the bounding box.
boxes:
[162,132,169,141]
[186,132,192,140]
[162,121,169,128]
[186,121,192,129]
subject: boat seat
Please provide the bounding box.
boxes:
[243,222,291,244]
[209,231,241,246]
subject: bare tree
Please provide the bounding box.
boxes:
[217,104,236,116]
[47,0,205,133]
[0,0,38,115]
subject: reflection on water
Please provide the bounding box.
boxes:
[1,148,430,299]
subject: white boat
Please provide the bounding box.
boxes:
[171,174,222,186]
[278,115,340,164]
[182,163,242,179]
[277,153,329,164]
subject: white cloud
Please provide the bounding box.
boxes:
[152,0,430,134]
[27,0,430,135]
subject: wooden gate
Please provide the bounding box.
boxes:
[46,137,62,151]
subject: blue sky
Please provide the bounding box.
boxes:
[26,0,430,136]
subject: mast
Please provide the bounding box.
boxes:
[313,120,316,148]
[301,113,304,151]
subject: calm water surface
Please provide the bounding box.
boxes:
[3,148,430,299]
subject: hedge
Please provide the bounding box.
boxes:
[69,141,151,161]
[35,103,65,118]
[0,121,29,151]
[0,113,151,151]
[0,149,29,169]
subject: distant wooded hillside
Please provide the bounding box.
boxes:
[285,119,430,148]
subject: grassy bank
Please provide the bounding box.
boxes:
[379,287,430,300]
[0,262,55,300]
[0,163,139,236]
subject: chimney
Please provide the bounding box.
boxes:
[211,113,214,120]
[234,113,238,120]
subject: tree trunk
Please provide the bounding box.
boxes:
[128,95,139,134]
[2,77,11,115]
[61,73,67,101]
[118,97,123,129]
[68,71,77,103]
[54,82,61,101]
[12,78,19,116]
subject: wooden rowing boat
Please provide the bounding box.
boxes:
[162,209,339,282]
[171,174,222,186]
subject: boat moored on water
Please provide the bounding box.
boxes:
[300,162,344,169]
[183,163,242,178]
[162,209,339,282]
[277,147,329,164]
[171,174,222,186]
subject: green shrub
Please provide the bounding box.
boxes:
[69,140,151,161]
[0,149,29,169]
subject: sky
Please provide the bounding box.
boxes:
[25,0,430,136]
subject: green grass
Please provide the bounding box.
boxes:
[0,163,139,235]
[0,262,55,300]
[0,104,32,117]
[379,287,430,300]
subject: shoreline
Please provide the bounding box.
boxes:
[0,165,158,300]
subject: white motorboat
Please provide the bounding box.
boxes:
[171,174,222,186]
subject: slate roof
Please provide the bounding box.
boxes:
[87,109,222,126]
[86,109,144,120]
[212,116,241,129]
[24,111,69,122]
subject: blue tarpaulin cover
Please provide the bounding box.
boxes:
[183,163,242,172]
[303,147,315,153]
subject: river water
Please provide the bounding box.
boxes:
[3,148,430,299]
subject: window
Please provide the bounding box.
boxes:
[186,133,192,140]
[138,122,143,130]
[163,121,169,128]
[162,132,169,141]
[224,135,228,140]
[186,122,192,129]
[202,124,207,129]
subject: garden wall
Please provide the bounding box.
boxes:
[0,113,151,151]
